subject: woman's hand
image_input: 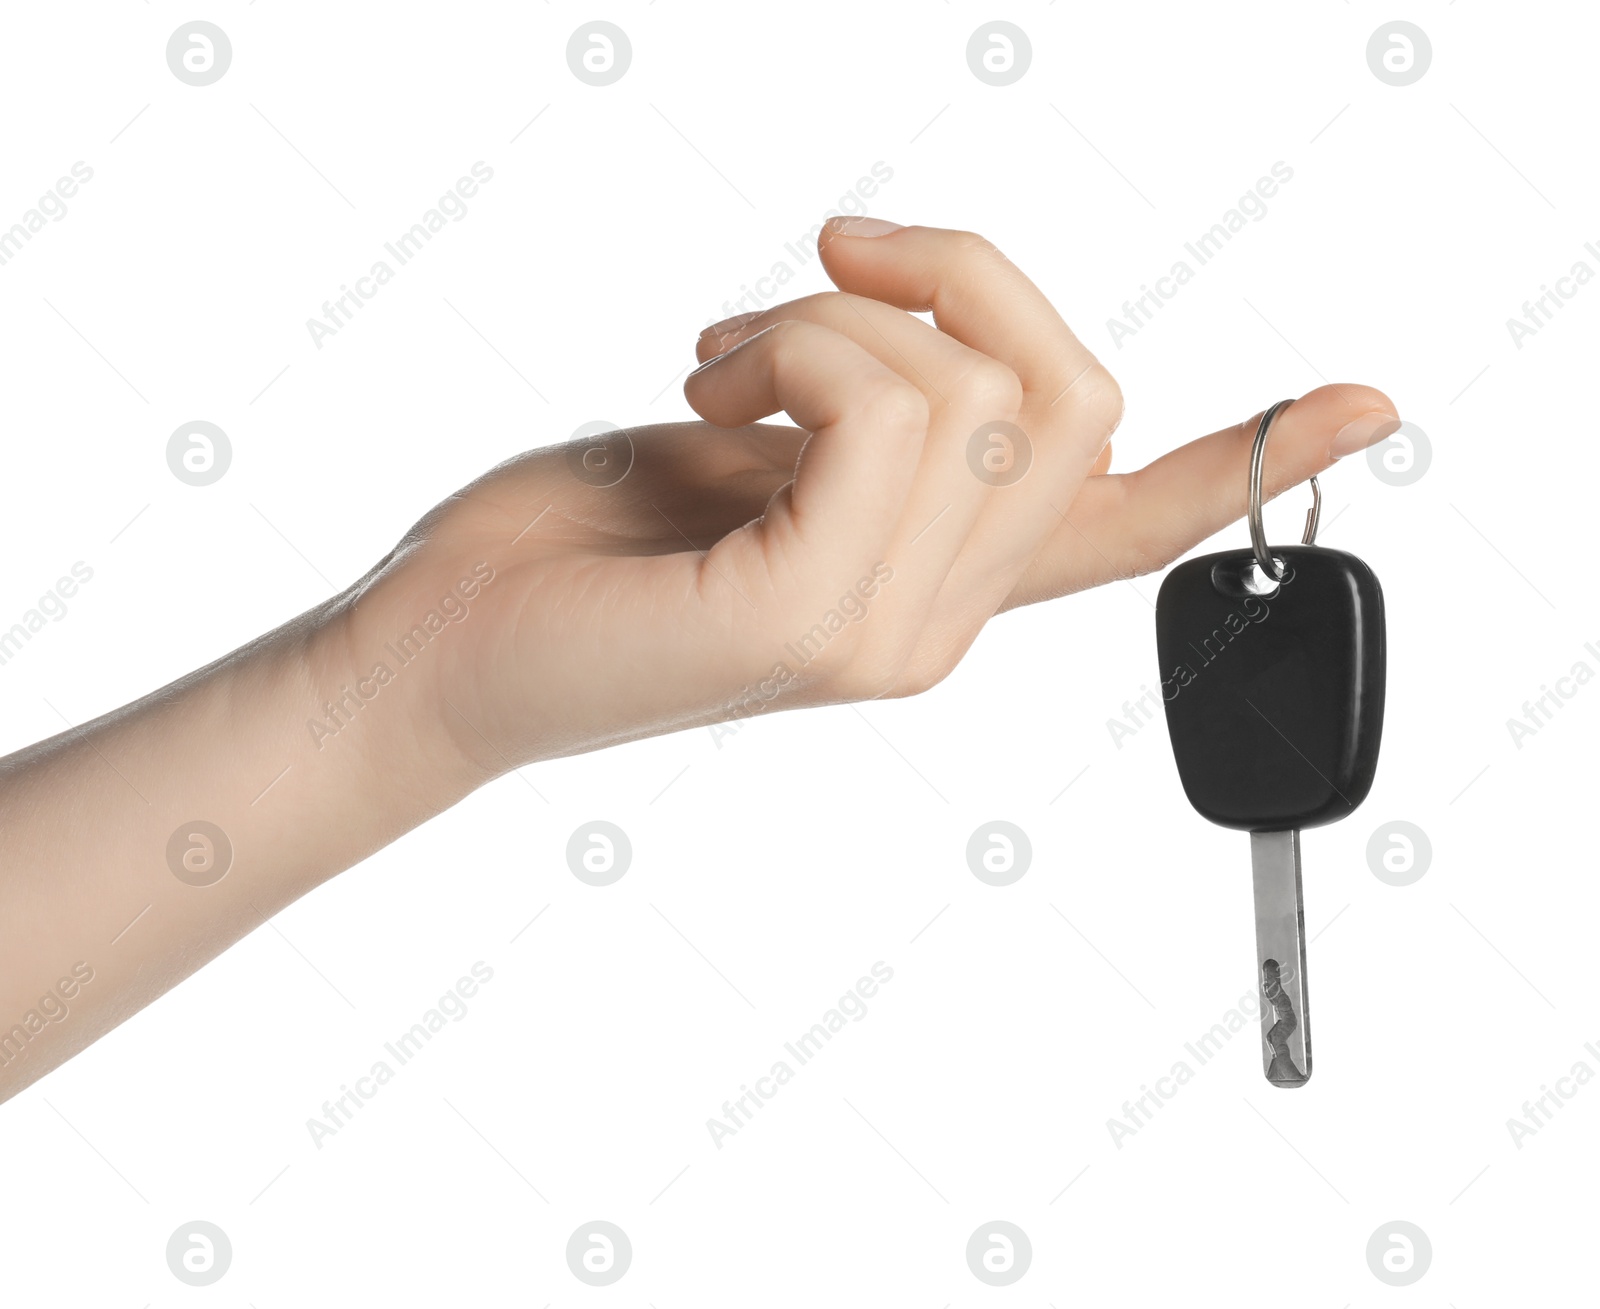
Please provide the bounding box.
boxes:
[346,218,1400,788]
[0,218,1401,1104]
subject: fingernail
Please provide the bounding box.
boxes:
[824,216,903,238]
[1330,411,1402,459]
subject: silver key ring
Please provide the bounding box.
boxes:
[1248,397,1321,580]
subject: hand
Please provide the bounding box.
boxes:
[345,219,1401,786]
[0,217,1402,1104]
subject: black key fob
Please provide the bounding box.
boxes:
[1154,544,1386,833]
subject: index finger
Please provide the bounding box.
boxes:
[818,218,1102,405]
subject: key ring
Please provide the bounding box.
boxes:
[1248,397,1320,580]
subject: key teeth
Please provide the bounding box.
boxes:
[1261,957,1310,1087]
[1250,832,1313,1087]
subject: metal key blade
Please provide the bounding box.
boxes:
[1250,830,1311,1087]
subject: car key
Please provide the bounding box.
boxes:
[1154,398,1386,1088]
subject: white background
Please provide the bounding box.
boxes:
[1,1,1596,1303]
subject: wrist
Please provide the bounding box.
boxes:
[314,553,507,816]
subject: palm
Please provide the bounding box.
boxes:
[377,422,822,767]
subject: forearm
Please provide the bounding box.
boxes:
[0,588,462,1104]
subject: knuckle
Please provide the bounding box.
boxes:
[951,356,1024,417]
[1052,362,1124,437]
[809,630,960,702]
[762,317,814,355]
[951,229,1003,261]
[861,378,930,437]
[830,647,905,702]
[885,657,953,699]
[950,230,1017,281]
[1075,364,1126,430]
[761,318,829,372]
